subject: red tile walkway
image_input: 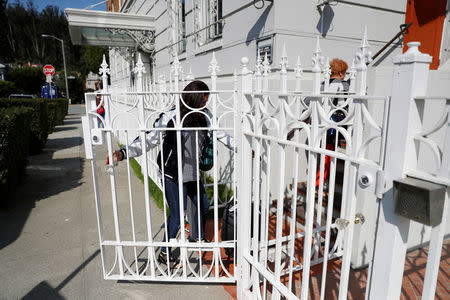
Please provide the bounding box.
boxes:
[216,238,449,299]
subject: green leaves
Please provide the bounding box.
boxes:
[0,106,32,206]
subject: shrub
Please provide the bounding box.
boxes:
[47,98,69,126]
[0,80,22,97]
[0,107,32,206]
[0,98,49,154]
[46,101,58,132]
[6,67,45,95]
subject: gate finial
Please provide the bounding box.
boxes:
[208,51,220,76]
[171,52,182,76]
[241,57,250,74]
[280,43,288,73]
[295,56,303,92]
[323,57,331,91]
[356,26,372,68]
[99,54,110,77]
[133,53,146,77]
[295,56,303,77]
[262,53,271,75]
[255,52,263,76]
[312,35,323,73]
[349,58,357,93]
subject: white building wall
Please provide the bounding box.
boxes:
[116,0,407,86]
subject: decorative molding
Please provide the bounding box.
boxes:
[111,47,136,61]
[108,28,155,53]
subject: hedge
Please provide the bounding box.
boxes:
[47,98,69,126]
[0,97,69,153]
[0,107,32,206]
[0,98,48,154]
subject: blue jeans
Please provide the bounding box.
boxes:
[161,178,210,253]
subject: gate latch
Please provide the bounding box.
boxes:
[335,213,365,230]
[357,164,386,198]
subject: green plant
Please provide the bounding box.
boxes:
[47,98,68,129]
[46,101,58,133]
[201,171,234,204]
[56,71,85,103]
[6,67,45,95]
[0,106,32,205]
[0,98,49,154]
[128,156,167,214]
[0,80,21,97]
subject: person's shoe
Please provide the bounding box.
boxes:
[188,237,210,243]
[157,251,180,266]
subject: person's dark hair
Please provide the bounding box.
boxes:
[180,80,209,127]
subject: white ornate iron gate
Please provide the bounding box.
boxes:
[82,53,237,282]
[82,29,449,300]
[235,33,390,299]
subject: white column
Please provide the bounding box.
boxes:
[367,42,432,300]
[236,57,253,299]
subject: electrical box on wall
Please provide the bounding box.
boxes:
[257,36,273,64]
[393,177,446,227]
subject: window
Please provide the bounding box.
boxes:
[177,0,186,53]
[168,0,186,55]
[195,0,223,47]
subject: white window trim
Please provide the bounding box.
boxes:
[194,0,222,48]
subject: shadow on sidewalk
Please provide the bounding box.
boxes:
[22,250,100,300]
[0,117,84,250]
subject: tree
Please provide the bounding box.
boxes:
[55,71,85,103]
[0,0,9,60]
[84,46,109,74]
[1,1,87,74]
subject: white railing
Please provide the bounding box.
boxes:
[236,29,390,300]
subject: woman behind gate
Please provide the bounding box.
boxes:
[106,80,226,265]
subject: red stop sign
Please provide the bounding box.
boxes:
[43,64,55,76]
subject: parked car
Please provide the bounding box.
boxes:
[8,94,37,99]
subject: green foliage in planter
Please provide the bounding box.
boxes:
[0,107,32,205]
[0,98,49,154]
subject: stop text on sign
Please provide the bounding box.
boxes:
[43,64,55,76]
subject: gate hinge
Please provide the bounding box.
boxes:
[357,164,386,198]
[81,116,93,159]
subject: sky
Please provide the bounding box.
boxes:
[7,0,107,12]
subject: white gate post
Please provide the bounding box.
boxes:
[367,42,432,300]
[236,57,253,299]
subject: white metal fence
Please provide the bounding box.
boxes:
[235,32,390,300]
[81,28,449,299]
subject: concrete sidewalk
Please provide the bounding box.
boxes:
[0,105,232,300]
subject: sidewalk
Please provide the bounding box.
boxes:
[0,105,232,300]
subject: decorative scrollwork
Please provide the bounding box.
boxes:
[108,28,155,53]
